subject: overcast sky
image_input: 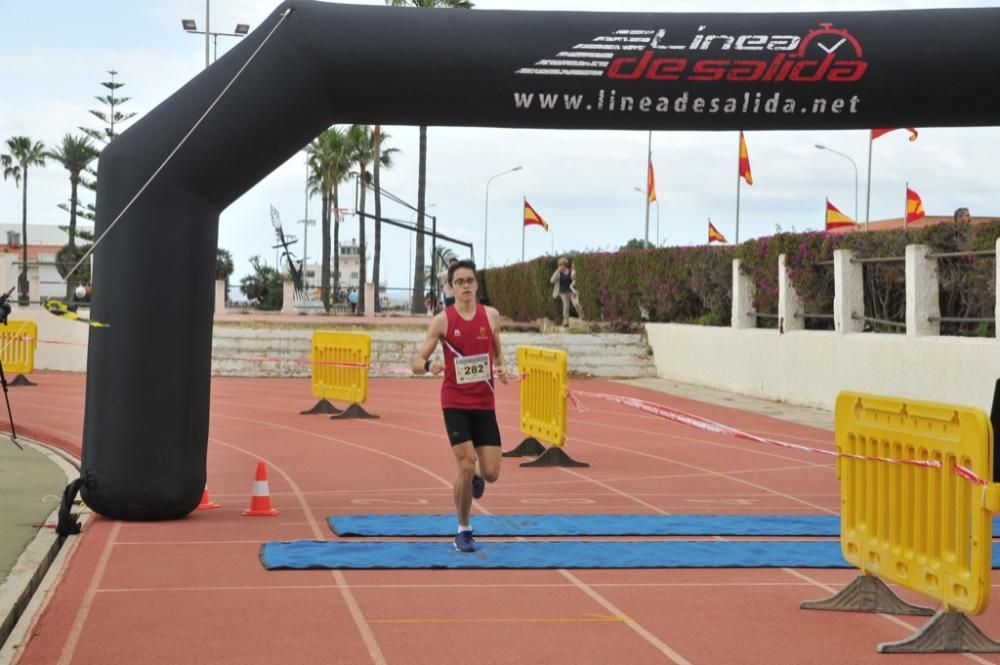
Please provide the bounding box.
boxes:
[3,0,998,300]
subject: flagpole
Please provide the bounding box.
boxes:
[864,130,873,232]
[903,181,907,229]
[522,196,526,262]
[735,163,742,245]
[824,197,828,230]
[644,130,652,248]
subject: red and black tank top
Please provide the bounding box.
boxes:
[440,304,495,410]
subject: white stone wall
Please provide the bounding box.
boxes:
[646,324,999,412]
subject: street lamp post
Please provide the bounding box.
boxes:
[815,143,859,228]
[182,10,249,69]
[298,219,315,288]
[409,204,436,304]
[483,166,522,269]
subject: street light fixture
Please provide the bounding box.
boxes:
[815,143,860,229]
[181,16,250,68]
[409,203,436,298]
[300,151,313,290]
[483,166,523,269]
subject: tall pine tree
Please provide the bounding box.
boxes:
[57,71,138,288]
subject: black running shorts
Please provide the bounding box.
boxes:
[442,408,502,447]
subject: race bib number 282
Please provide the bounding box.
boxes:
[454,353,490,385]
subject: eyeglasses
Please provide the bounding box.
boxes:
[452,278,476,287]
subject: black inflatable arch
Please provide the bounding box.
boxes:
[84,1,1000,520]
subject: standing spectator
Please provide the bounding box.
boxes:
[438,257,459,309]
[954,207,971,223]
[348,287,357,314]
[549,257,575,327]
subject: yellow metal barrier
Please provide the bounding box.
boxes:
[310,331,370,405]
[518,346,567,447]
[803,390,1000,653]
[510,346,587,468]
[0,320,38,376]
[835,391,994,615]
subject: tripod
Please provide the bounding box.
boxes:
[0,286,22,450]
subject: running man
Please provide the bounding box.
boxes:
[412,259,508,552]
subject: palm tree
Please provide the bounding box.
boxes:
[386,0,474,313]
[2,136,47,305]
[371,125,399,313]
[346,124,397,315]
[425,246,457,301]
[307,127,351,311]
[47,134,100,298]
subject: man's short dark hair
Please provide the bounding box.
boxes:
[448,259,477,284]
[954,207,970,222]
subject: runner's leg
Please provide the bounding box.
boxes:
[451,441,476,525]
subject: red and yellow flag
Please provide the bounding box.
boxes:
[871,128,919,142]
[905,187,925,223]
[738,131,753,185]
[647,160,657,203]
[523,199,549,231]
[708,220,728,243]
[825,199,855,230]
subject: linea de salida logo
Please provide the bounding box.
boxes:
[516,22,866,83]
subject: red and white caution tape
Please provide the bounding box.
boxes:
[956,464,990,486]
[571,390,943,471]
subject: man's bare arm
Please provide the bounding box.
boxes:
[487,307,508,384]
[412,312,446,375]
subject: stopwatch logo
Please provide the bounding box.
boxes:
[517,22,868,84]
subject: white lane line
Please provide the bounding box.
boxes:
[58,522,121,665]
[207,435,389,665]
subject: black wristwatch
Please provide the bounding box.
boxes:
[424,359,432,372]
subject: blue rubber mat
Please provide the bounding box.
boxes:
[328,514,842,537]
[261,540,853,570]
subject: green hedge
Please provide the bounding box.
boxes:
[479,219,999,334]
[480,246,735,325]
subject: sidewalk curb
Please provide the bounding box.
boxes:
[0,440,85,665]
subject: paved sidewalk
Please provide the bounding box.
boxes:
[0,436,77,652]
[0,438,67,580]
[618,377,834,431]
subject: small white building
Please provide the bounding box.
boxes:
[0,223,90,301]
[301,239,362,298]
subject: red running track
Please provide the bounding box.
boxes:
[6,370,1000,665]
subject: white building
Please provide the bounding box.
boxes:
[0,223,90,301]
[302,238,362,298]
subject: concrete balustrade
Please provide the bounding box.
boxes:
[777,254,803,334]
[833,249,864,334]
[906,244,940,337]
[731,259,755,330]
[648,243,1000,412]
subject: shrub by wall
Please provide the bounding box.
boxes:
[478,219,998,333]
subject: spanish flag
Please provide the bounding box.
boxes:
[647,160,657,203]
[523,199,549,231]
[738,131,753,185]
[708,220,728,244]
[825,199,855,230]
[872,128,919,142]
[905,186,925,224]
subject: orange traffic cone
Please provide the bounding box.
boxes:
[243,461,279,516]
[196,485,221,510]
